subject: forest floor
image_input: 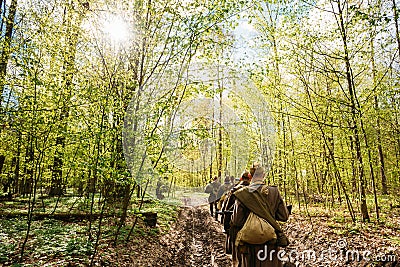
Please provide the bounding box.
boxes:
[94,206,231,267]
[93,205,400,267]
[1,199,400,266]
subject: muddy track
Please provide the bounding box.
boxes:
[96,206,400,267]
[98,206,232,266]
[158,207,231,267]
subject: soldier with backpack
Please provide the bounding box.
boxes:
[230,165,290,267]
[220,170,252,255]
[215,176,234,219]
[217,176,233,200]
[204,176,221,217]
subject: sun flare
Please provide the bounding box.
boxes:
[102,15,129,43]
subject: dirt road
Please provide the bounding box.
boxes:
[97,206,231,266]
[97,206,400,267]
[159,207,231,266]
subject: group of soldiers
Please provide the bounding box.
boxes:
[205,166,291,267]
[204,171,252,257]
[205,172,251,221]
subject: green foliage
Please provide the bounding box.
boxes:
[31,219,92,258]
[0,0,400,264]
[0,217,93,263]
[0,242,16,263]
[65,237,94,256]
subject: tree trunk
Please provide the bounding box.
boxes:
[21,135,34,196]
[0,0,17,103]
[370,31,388,195]
[287,117,301,209]
[218,76,223,179]
[360,120,380,220]
[348,135,358,194]
[392,0,400,57]
[50,1,84,196]
[0,154,5,176]
[49,136,64,196]
[0,0,18,187]
[335,0,369,221]
[375,98,388,194]
[300,66,356,222]
[0,0,5,33]
[12,134,21,194]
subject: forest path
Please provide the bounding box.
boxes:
[161,206,231,267]
[97,206,400,266]
[97,206,231,266]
